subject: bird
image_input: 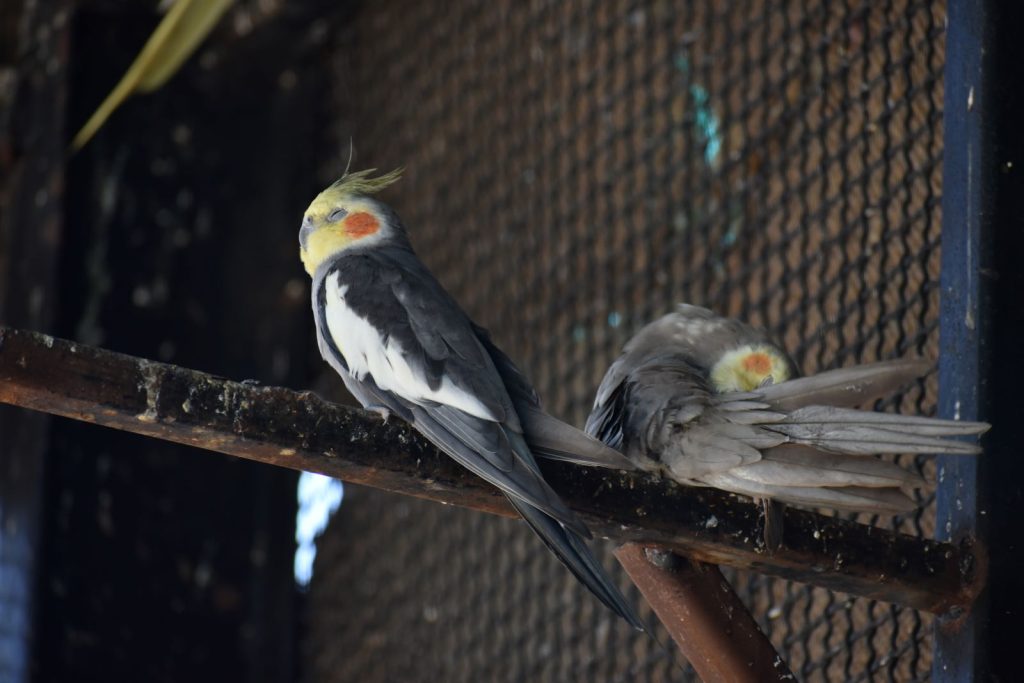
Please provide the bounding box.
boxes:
[298,167,644,629]
[585,304,989,545]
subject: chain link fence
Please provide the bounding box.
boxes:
[305,1,945,680]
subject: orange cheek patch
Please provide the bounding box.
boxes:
[742,352,772,374]
[344,212,380,238]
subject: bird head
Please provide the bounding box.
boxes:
[709,344,793,392]
[299,167,405,275]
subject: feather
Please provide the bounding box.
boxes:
[323,277,499,421]
[728,444,927,488]
[474,323,637,471]
[700,472,918,513]
[784,405,989,436]
[681,428,762,465]
[519,406,638,470]
[717,409,786,426]
[718,400,774,412]
[765,423,983,455]
[714,421,789,449]
[507,496,645,630]
[755,359,931,411]
[406,404,591,539]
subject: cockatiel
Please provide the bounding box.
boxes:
[299,168,643,629]
[585,304,988,530]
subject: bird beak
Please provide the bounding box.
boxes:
[299,215,315,252]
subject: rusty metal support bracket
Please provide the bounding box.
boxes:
[0,326,983,614]
[615,545,794,682]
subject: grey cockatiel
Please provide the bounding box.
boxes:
[585,305,989,521]
[299,168,644,629]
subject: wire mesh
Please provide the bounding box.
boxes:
[304,1,946,680]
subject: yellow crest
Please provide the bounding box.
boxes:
[326,167,403,198]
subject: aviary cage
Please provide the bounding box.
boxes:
[303,1,967,681]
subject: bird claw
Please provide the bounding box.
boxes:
[366,404,391,423]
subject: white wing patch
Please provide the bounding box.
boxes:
[323,274,498,421]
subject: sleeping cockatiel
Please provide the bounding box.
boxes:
[585,305,988,542]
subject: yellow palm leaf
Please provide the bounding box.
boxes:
[71,0,234,151]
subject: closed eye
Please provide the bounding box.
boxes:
[327,208,348,222]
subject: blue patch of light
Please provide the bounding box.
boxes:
[689,85,722,166]
[721,223,739,247]
[294,472,344,587]
[608,311,622,328]
[674,53,723,167]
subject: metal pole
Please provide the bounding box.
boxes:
[0,326,983,614]
[615,545,794,683]
[936,1,1024,680]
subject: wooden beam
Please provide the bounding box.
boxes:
[0,326,983,614]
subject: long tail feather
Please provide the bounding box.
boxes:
[506,496,645,630]
[784,405,989,436]
[757,359,931,411]
[730,444,927,488]
[703,362,990,513]
[520,406,639,470]
[409,406,592,538]
[700,473,918,513]
[766,422,984,455]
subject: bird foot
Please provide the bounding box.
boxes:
[366,404,392,423]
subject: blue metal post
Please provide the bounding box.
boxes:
[935,0,1024,680]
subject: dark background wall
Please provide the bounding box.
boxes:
[2,2,353,681]
[0,2,68,681]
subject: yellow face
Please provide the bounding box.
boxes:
[709,344,792,392]
[299,193,385,275]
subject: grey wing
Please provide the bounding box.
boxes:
[323,251,587,534]
[584,303,782,450]
[584,353,633,452]
[587,352,774,480]
[472,324,637,471]
[506,495,644,630]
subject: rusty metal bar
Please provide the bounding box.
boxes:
[615,545,794,683]
[0,326,982,613]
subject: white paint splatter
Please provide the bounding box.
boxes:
[136,363,161,423]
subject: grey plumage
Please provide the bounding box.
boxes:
[312,240,641,629]
[301,173,645,627]
[586,304,989,515]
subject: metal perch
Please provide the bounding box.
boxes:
[0,326,982,615]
